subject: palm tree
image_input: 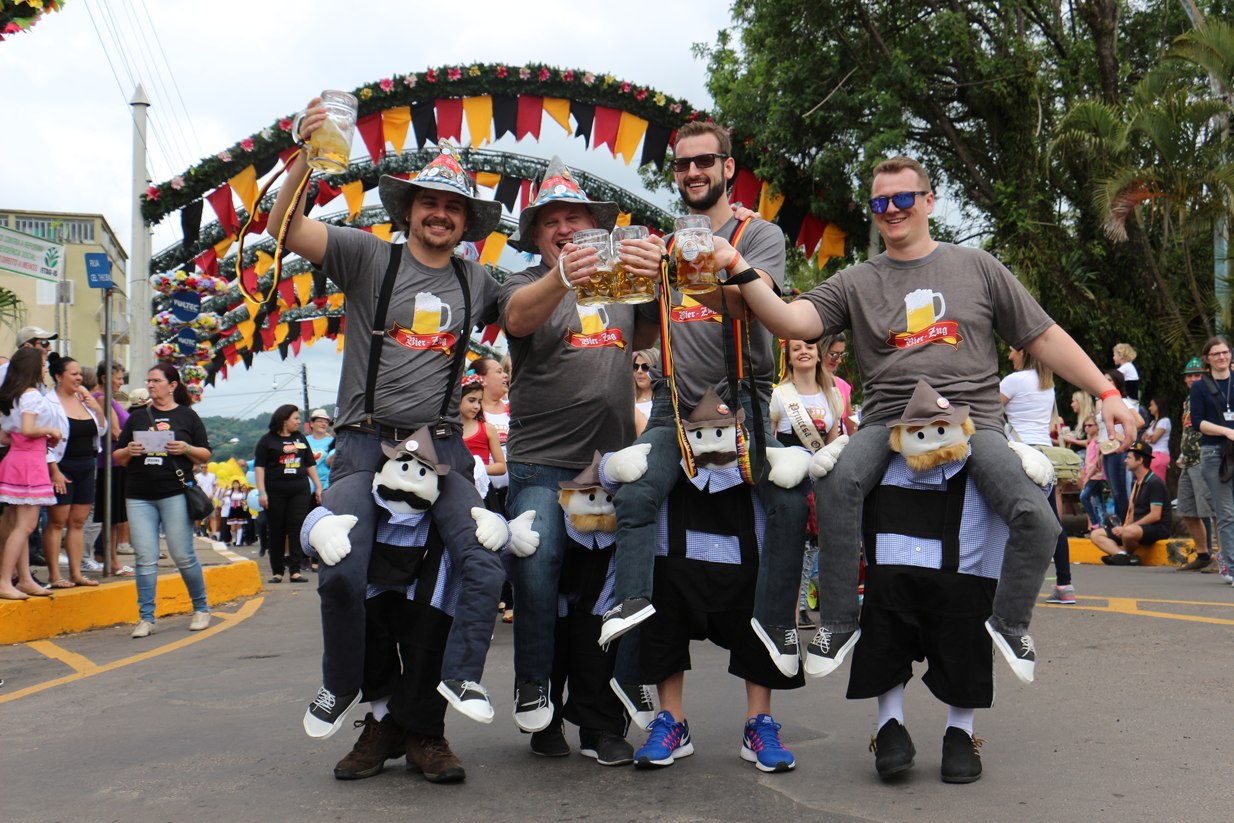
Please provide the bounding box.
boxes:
[0,286,25,334]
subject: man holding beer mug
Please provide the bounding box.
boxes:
[724,156,1137,697]
[600,120,810,772]
[500,157,659,763]
[268,98,505,782]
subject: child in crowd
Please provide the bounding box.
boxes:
[1077,415,1108,530]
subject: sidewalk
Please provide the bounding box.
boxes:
[0,537,263,645]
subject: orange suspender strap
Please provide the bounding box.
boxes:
[657,251,697,477]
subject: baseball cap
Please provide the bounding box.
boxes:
[1128,439,1154,461]
[1182,357,1205,375]
[310,408,332,421]
[128,387,150,407]
[16,325,57,346]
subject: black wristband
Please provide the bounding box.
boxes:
[720,266,759,286]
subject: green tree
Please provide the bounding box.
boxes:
[0,286,25,334]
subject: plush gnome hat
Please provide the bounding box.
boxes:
[381,426,450,476]
[378,140,502,241]
[559,451,604,490]
[887,379,970,428]
[683,387,746,429]
[507,156,620,254]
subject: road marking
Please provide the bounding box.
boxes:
[0,597,263,704]
[1041,595,1234,626]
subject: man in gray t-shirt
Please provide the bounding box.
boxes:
[731,155,1138,689]
[269,115,506,769]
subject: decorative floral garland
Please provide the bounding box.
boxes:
[0,0,63,40]
[150,271,230,296]
[142,63,712,224]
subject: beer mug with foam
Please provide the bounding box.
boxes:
[572,229,614,307]
[672,215,716,295]
[903,289,946,333]
[411,292,453,335]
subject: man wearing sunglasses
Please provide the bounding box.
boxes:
[728,156,1137,693]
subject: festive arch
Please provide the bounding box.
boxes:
[142,63,850,391]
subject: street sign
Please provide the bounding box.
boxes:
[0,225,64,283]
[84,252,112,288]
[177,327,198,355]
[170,291,200,322]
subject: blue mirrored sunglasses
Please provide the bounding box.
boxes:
[868,190,930,214]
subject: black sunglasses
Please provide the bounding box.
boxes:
[868,190,930,214]
[672,153,728,173]
[31,339,52,348]
[632,362,652,373]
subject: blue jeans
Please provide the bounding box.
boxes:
[1079,479,1106,527]
[1199,447,1234,573]
[507,461,576,682]
[126,494,209,622]
[317,429,502,693]
[612,384,809,628]
[1102,453,1129,521]
[816,426,1059,635]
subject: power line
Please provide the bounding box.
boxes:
[118,0,198,170]
[136,0,205,160]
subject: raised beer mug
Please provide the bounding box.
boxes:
[672,215,717,295]
[304,90,358,174]
[571,228,614,307]
[610,225,657,304]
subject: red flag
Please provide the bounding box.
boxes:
[357,112,385,163]
[301,320,314,343]
[195,248,218,278]
[278,146,299,167]
[222,343,238,364]
[480,322,500,345]
[731,168,760,211]
[516,95,543,140]
[278,278,297,308]
[206,185,240,238]
[241,264,258,297]
[436,98,464,141]
[246,212,269,235]
[593,106,621,155]
[291,337,303,355]
[520,179,533,209]
[315,181,342,206]
[796,214,825,257]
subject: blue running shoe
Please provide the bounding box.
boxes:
[740,713,796,772]
[634,711,694,769]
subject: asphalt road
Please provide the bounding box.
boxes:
[3,562,1233,823]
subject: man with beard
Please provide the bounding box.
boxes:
[269,101,504,775]
[601,121,812,681]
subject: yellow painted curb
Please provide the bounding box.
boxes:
[1068,536,1196,567]
[0,547,264,645]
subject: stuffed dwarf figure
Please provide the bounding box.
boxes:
[835,380,1051,784]
[301,428,538,744]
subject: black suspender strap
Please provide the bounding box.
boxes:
[434,259,472,439]
[364,242,404,425]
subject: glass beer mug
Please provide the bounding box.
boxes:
[304,90,358,174]
[610,225,657,304]
[672,215,717,295]
[572,229,614,307]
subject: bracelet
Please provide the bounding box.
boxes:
[1099,388,1121,402]
[721,267,760,286]
[558,254,572,289]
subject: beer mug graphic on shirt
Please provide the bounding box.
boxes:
[411,292,453,335]
[904,288,946,333]
[576,304,610,336]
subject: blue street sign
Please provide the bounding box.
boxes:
[177,327,198,355]
[84,253,112,288]
[170,291,200,323]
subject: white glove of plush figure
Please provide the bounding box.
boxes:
[603,442,652,484]
[809,434,850,479]
[506,510,540,558]
[1009,441,1055,488]
[308,514,358,566]
[765,446,813,489]
[472,507,510,552]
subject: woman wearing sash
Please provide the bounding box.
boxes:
[769,339,844,629]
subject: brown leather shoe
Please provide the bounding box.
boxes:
[405,733,466,783]
[1177,554,1214,571]
[333,713,405,780]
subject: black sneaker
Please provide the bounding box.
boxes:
[940,726,984,784]
[530,721,571,757]
[802,626,860,678]
[579,728,634,766]
[598,596,656,647]
[609,678,657,730]
[750,618,800,677]
[437,679,494,724]
[984,620,1036,684]
[1102,552,1140,566]
[869,718,915,779]
[797,609,816,629]
[303,686,361,739]
[513,679,553,732]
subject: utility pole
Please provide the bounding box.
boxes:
[301,363,311,431]
[129,85,154,382]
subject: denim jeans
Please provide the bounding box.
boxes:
[612,383,809,628]
[1102,452,1129,521]
[1199,447,1234,573]
[126,494,209,622]
[317,428,502,693]
[507,461,577,682]
[1079,479,1107,527]
[816,426,1059,635]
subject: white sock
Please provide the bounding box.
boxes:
[877,683,905,730]
[946,705,974,736]
[370,697,389,721]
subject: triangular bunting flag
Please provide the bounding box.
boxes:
[796,213,825,258]
[516,95,544,140]
[731,168,760,210]
[435,98,463,142]
[213,236,233,260]
[614,112,649,166]
[462,96,493,146]
[228,165,259,215]
[341,180,365,222]
[371,223,393,242]
[520,179,533,210]
[593,106,621,155]
[757,182,785,222]
[492,94,517,139]
[494,176,521,212]
[195,248,218,278]
[313,317,328,341]
[478,232,507,267]
[206,185,240,238]
[543,97,571,134]
[254,249,275,277]
[640,122,672,170]
[411,101,438,148]
[382,106,411,154]
[315,181,342,206]
[572,101,595,147]
[357,113,386,163]
[180,200,203,252]
[475,172,501,189]
[294,272,313,306]
[818,222,846,269]
[480,322,500,345]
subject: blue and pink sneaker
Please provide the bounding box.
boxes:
[634,710,694,769]
[740,713,796,772]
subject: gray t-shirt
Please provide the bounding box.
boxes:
[499,264,638,469]
[321,225,499,429]
[664,216,786,412]
[801,243,1053,429]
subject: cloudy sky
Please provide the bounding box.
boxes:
[1,0,733,417]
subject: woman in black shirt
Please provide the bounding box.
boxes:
[254,404,321,583]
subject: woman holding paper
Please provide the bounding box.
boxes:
[114,363,213,638]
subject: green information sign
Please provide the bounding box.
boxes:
[0,224,65,283]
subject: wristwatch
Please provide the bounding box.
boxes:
[718,266,759,286]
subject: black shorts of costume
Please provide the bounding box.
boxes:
[847,565,996,709]
[1102,522,1171,546]
[362,592,452,738]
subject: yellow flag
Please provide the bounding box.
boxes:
[478,232,507,267]
[294,272,313,306]
[462,96,493,146]
[615,212,631,227]
[341,180,364,222]
[371,223,393,243]
[312,317,328,341]
[757,182,785,222]
[275,323,290,346]
[327,293,345,310]
[614,112,649,166]
[382,106,411,154]
[254,249,275,276]
[228,165,259,215]
[475,172,501,189]
[817,223,847,269]
[237,318,256,348]
[543,98,571,133]
[213,236,233,259]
